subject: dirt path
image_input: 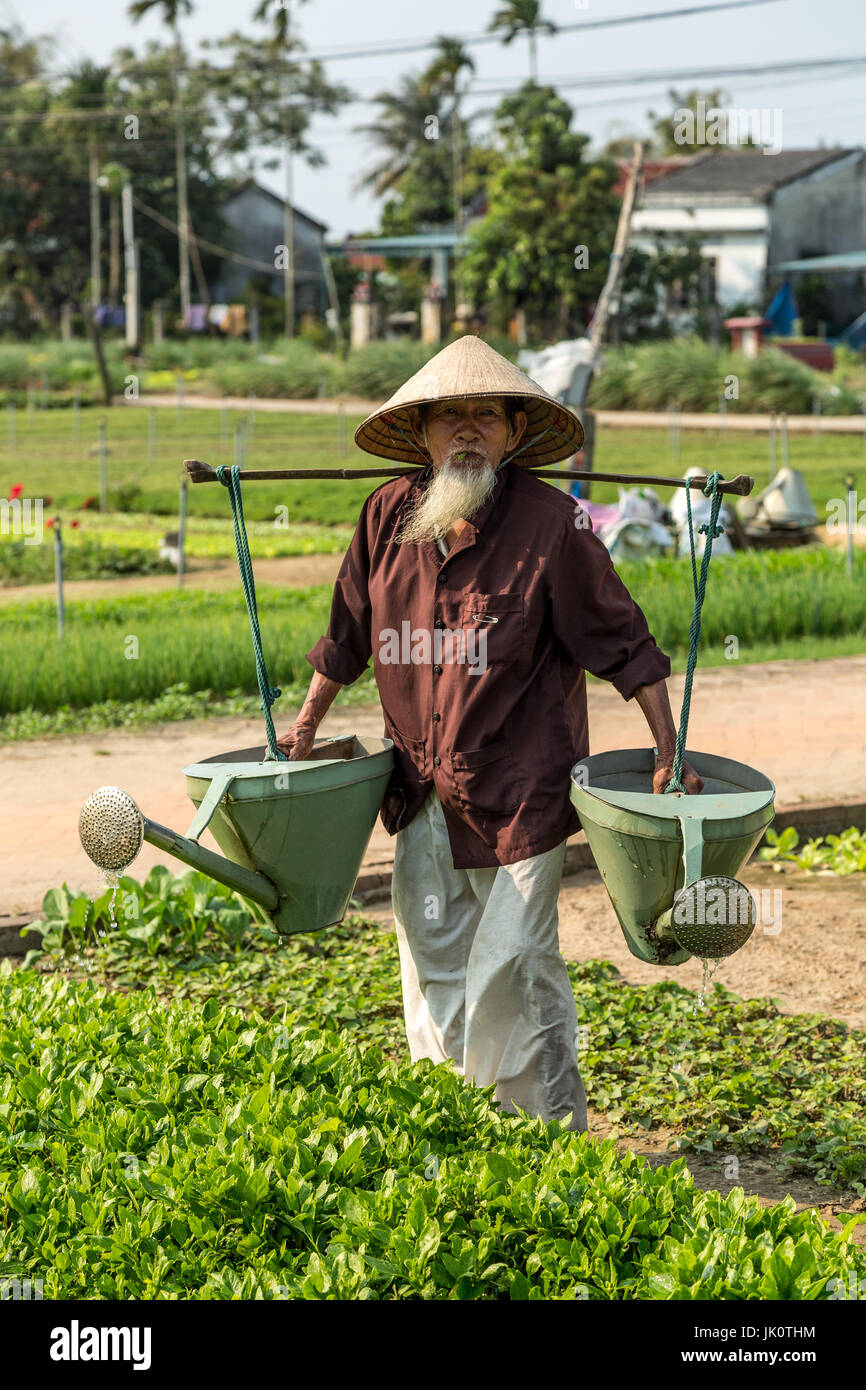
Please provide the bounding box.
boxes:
[4,653,866,918]
[0,554,344,605]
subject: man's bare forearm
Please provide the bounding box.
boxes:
[632,678,678,759]
[296,670,343,730]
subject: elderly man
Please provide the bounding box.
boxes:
[277,335,702,1135]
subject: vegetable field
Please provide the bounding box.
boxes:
[2,869,863,1301]
[1,404,864,525]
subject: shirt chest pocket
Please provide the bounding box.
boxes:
[457,593,524,671]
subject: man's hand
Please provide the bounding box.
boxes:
[653,755,704,795]
[275,719,317,761]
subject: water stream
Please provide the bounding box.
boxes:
[692,956,725,1015]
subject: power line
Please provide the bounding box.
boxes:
[121,0,798,68]
[5,53,865,124]
[0,0,793,92]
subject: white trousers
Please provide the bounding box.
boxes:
[391,788,587,1133]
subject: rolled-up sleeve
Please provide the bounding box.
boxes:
[548,510,671,700]
[306,493,375,686]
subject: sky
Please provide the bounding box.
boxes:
[6,0,866,238]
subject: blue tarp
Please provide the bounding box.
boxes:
[764,280,798,337]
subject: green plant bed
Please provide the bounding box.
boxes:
[22,870,866,1198]
[5,871,864,1299]
[759,826,866,874]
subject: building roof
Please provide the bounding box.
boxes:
[640,148,860,201]
[614,156,692,196]
[223,178,329,232]
[769,249,866,273]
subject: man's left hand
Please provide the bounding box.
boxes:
[653,756,704,795]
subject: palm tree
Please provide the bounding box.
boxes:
[354,74,450,199]
[128,1,195,317]
[487,0,557,83]
[423,38,476,309]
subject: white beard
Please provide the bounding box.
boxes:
[397,458,497,544]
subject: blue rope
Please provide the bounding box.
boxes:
[215,464,287,762]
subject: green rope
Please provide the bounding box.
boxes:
[663,471,725,794]
[215,464,287,762]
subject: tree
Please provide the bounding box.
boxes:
[487,0,557,83]
[460,84,619,340]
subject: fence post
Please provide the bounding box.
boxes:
[98,417,108,512]
[177,476,188,590]
[148,406,157,467]
[74,391,81,452]
[769,412,777,484]
[845,474,856,579]
[54,516,65,639]
[7,402,14,453]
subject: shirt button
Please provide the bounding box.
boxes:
[433,756,441,767]
[434,618,444,629]
[432,712,440,722]
[433,664,442,675]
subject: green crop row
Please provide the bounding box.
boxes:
[2,402,865,527]
[759,827,866,875]
[5,869,865,1299]
[1,546,864,719]
[22,868,866,1197]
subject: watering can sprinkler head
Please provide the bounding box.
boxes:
[656,874,757,960]
[79,785,145,874]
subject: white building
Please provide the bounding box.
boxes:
[631,148,866,324]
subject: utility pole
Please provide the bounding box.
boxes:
[282,0,294,339]
[173,37,191,323]
[122,180,140,351]
[89,147,102,311]
[452,79,464,314]
[282,76,295,339]
[587,140,644,367]
[567,141,645,499]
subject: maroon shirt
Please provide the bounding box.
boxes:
[307,461,671,868]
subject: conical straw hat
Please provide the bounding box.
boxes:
[353,334,584,467]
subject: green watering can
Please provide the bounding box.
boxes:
[570,747,775,966]
[79,735,394,936]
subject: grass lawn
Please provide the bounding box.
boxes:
[1,404,864,526]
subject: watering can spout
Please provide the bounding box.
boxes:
[79,785,280,911]
[79,736,395,936]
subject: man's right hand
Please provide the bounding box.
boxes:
[275,720,317,760]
